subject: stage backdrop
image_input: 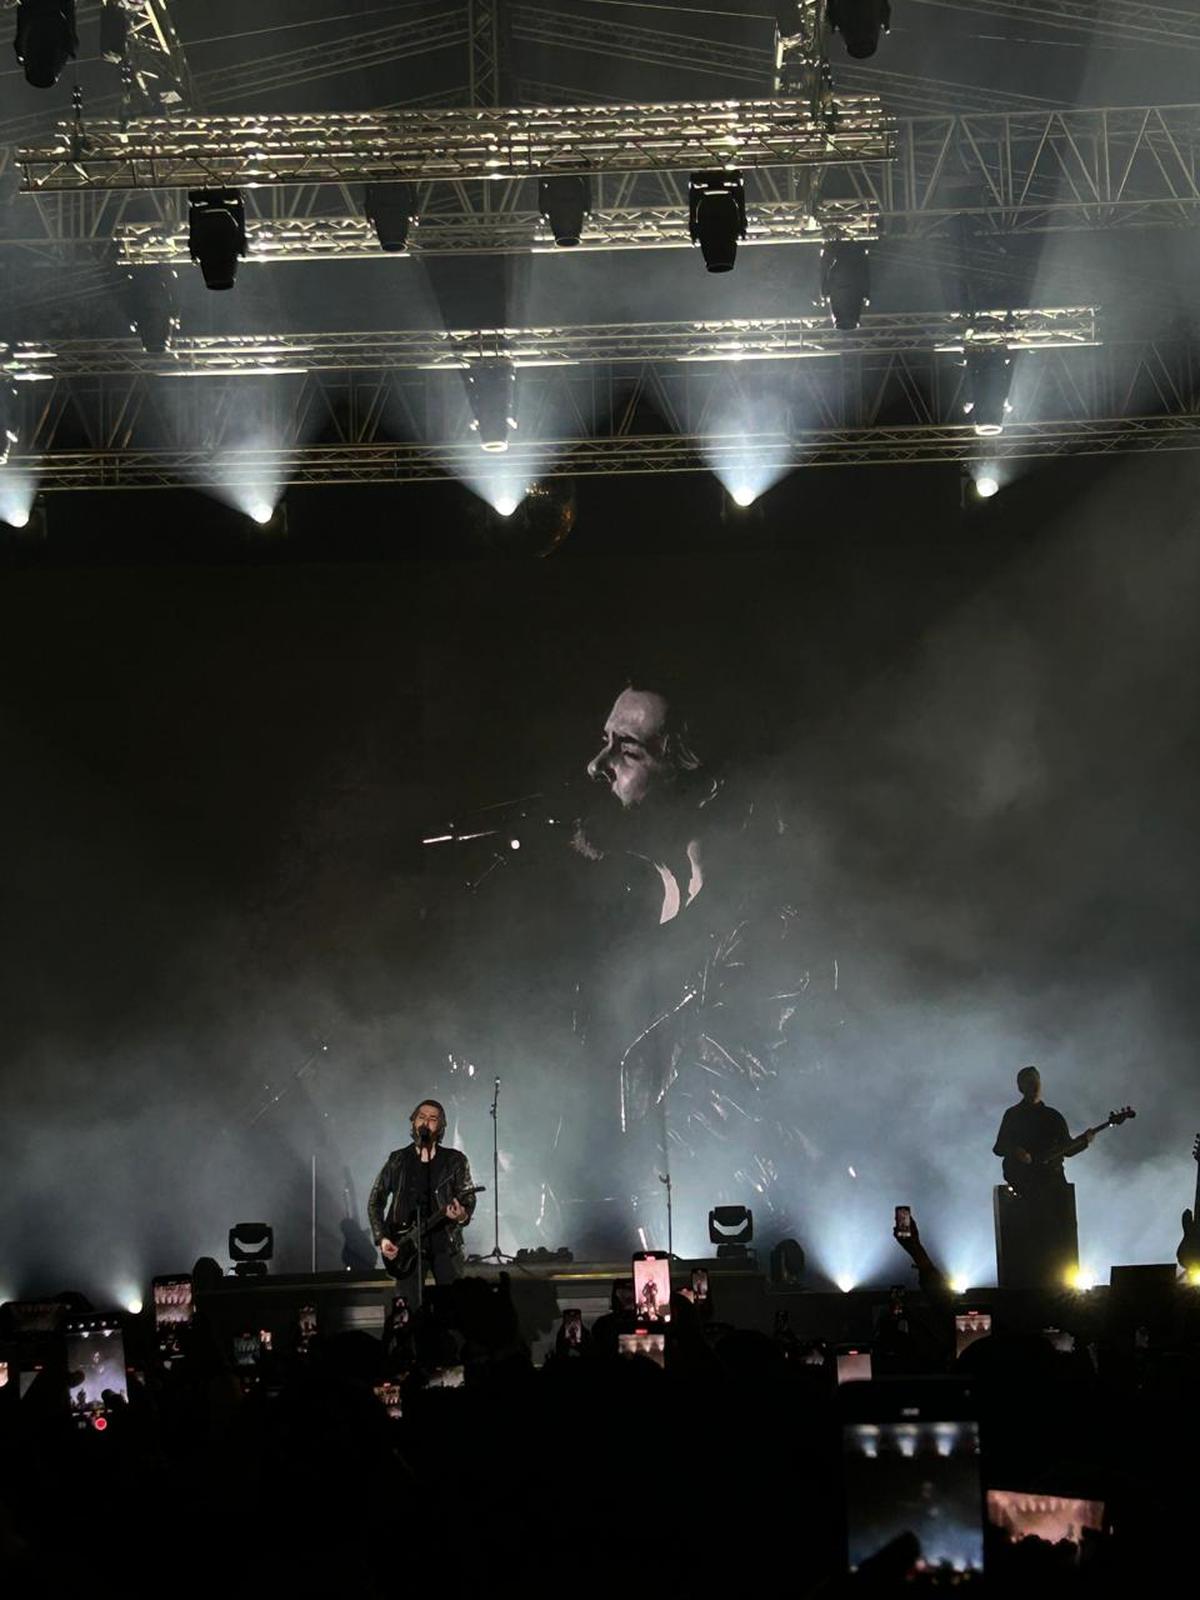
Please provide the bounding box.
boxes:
[1,455,1198,1300]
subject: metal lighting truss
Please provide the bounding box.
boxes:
[15,101,1199,268]
[102,0,195,109]
[5,332,1196,491]
[15,98,893,191]
[0,309,1099,381]
[909,0,1200,51]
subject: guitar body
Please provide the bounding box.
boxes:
[1002,1106,1135,1200]
[383,1183,484,1280]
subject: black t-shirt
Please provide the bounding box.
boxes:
[404,1146,445,1224]
[993,1101,1071,1165]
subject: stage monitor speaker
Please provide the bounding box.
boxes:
[1108,1263,1178,1332]
[993,1183,1078,1290]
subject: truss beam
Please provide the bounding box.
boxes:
[909,0,1200,51]
[0,310,1100,381]
[15,98,893,191]
[11,416,1200,493]
[105,0,196,109]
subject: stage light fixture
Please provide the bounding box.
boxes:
[14,0,77,88]
[708,1205,754,1258]
[363,181,418,253]
[688,172,747,274]
[821,240,870,330]
[769,1238,806,1287]
[962,347,1013,436]
[188,189,247,291]
[730,486,758,509]
[974,473,999,499]
[466,360,518,453]
[243,499,288,535]
[98,0,126,61]
[229,1222,273,1278]
[539,175,591,247]
[123,266,181,355]
[1,381,20,466]
[827,0,891,59]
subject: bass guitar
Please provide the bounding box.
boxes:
[1003,1106,1135,1197]
[1179,1134,1200,1272]
[382,1185,485,1279]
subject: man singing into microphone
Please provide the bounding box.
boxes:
[368,1100,477,1305]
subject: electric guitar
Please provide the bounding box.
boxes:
[1003,1106,1135,1197]
[381,1185,485,1279]
[1179,1134,1200,1271]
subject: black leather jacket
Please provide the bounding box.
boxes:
[367,1144,477,1253]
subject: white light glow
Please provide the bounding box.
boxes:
[974,474,1000,498]
[949,1276,969,1295]
[125,1297,143,1316]
[1067,1265,1096,1292]
[835,1275,856,1293]
[730,485,758,508]
[248,500,275,525]
[493,493,520,517]
[0,469,38,530]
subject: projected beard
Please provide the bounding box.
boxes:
[570,681,847,1253]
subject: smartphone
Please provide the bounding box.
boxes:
[298,1304,318,1349]
[986,1490,1104,1568]
[618,1329,666,1369]
[390,1295,410,1329]
[561,1308,584,1349]
[374,1381,403,1420]
[836,1347,873,1385]
[955,1311,992,1359]
[842,1381,984,1576]
[894,1205,913,1240]
[426,1365,465,1389]
[690,1268,709,1303]
[152,1275,193,1361]
[232,1331,261,1369]
[65,1316,129,1427]
[259,1328,273,1353]
[632,1250,671,1323]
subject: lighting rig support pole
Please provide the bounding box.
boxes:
[774,1,832,218]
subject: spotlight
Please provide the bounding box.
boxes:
[188,189,247,291]
[477,480,576,556]
[125,1297,143,1316]
[122,266,180,355]
[243,499,287,535]
[363,182,418,253]
[974,473,1000,499]
[827,0,891,59]
[835,1274,856,1293]
[229,1222,273,1278]
[962,347,1013,436]
[821,240,870,330]
[539,174,591,247]
[493,492,520,517]
[98,0,126,62]
[14,0,78,88]
[1188,1267,1200,1287]
[769,1238,806,1287]
[1065,1265,1095,1292]
[466,360,517,453]
[1,380,20,465]
[730,486,758,509]
[949,1277,969,1296]
[708,1204,754,1258]
[688,172,747,274]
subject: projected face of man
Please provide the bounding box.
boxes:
[587,688,673,808]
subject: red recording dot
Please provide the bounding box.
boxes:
[92,1415,108,1432]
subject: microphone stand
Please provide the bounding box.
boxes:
[659,1170,675,1261]
[481,1076,513,1264]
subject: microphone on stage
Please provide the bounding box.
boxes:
[418,1125,433,1148]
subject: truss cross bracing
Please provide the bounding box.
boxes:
[16,99,892,192]
[0,310,1100,382]
[6,334,1196,492]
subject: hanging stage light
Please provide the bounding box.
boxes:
[821,240,870,330]
[1,381,20,467]
[98,0,126,62]
[827,0,892,60]
[13,0,77,88]
[963,347,1014,436]
[363,182,418,253]
[689,172,747,274]
[538,175,591,247]
[122,266,181,354]
[187,190,247,291]
[465,360,518,453]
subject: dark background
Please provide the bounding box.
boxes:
[2,448,1197,1299]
